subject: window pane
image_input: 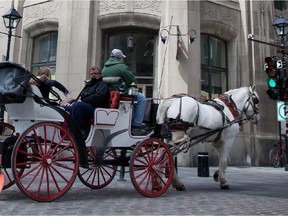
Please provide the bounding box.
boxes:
[209,37,226,68]
[210,72,223,98]
[201,35,209,65]
[108,32,154,77]
[32,32,58,75]
[107,30,155,97]
[39,34,49,63]
[201,34,227,99]
[49,32,58,62]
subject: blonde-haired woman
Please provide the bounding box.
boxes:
[37,67,69,103]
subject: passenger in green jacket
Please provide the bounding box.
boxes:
[102,49,147,129]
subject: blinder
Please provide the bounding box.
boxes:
[242,90,260,123]
[251,94,259,105]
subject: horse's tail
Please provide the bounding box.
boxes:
[156,98,172,124]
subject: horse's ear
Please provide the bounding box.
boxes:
[249,84,256,92]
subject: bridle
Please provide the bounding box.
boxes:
[242,89,259,121]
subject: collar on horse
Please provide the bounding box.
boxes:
[218,94,240,120]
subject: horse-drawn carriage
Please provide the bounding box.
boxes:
[0,61,260,202]
[0,61,174,202]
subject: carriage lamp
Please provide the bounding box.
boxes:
[1,6,22,61]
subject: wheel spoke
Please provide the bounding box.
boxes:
[78,147,118,189]
[130,138,174,197]
[12,122,79,202]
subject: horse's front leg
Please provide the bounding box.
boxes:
[217,160,229,189]
[213,142,230,189]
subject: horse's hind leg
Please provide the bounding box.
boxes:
[171,166,186,191]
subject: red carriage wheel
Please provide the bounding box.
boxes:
[78,147,118,189]
[11,122,79,202]
[3,166,24,190]
[0,122,24,190]
[130,138,174,197]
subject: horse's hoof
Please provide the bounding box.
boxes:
[213,170,219,182]
[220,184,230,189]
[176,185,186,191]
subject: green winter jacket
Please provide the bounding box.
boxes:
[102,57,137,93]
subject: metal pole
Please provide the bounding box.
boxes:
[5,26,12,61]
[280,35,288,171]
[0,27,12,122]
[118,149,126,181]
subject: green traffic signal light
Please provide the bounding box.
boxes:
[267,78,277,88]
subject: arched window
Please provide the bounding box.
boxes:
[31,31,58,76]
[201,34,227,99]
[102,29,156,98]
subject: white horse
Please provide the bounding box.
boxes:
[156,85,260,190]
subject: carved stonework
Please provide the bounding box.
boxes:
[260,0,265,13]
[200,2,218,19]
[99,0,126,12]
[201,2,240,30]
[23,1,60,26]
[221,9,239,29]
[134,0,161,12]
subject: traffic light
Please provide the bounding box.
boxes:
[265,56,281,100]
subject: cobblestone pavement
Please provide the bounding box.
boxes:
[0,166,288,215]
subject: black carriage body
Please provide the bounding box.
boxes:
[0,135,24,168]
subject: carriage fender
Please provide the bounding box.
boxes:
[94,129,127,166]
[47,105,89,168]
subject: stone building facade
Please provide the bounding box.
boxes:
[0,0,288,166]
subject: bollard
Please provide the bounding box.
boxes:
[197,152,209,177]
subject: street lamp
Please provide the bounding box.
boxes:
[0,6,22,122]
[273,16,288,171]
[2,6,22,61]
[273,16,288,37]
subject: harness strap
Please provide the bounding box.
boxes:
[218,95,240,119]
[170,94,200,128]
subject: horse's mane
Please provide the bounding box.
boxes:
[223,87,248,96]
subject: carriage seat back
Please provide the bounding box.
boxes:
[108,91,134,108]
[0,62,31,105]
[109,91,120,109]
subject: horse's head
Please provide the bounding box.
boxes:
[242,85,260,124]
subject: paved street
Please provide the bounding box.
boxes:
[0,166,288,215]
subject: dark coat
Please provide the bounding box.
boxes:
[38,80,69,99]
[79,78,109,108]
